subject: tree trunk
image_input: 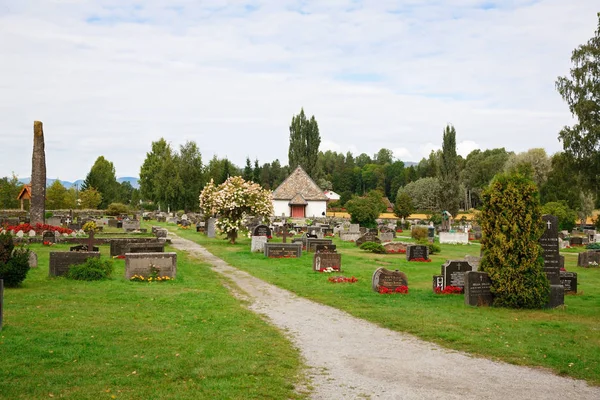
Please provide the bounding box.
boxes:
[228,229,238,244]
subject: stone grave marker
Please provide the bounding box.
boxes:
[264,243,302,258]
[349,224,360,233]
[540,215,564,308]
[292,237,307,250]
[356,233,381,247]
[570,236,584,246]
[207,218,216,238]
[313,253,342,272]
[372,268,408,292]
[123,220,141,231]
[155,228,168,239]
[47,216,62,227]
[251,236,268,252]
[16,230,23,238]
[28,230,36,237]
[560,271,578,294]
[432,275,444,292]
[125,252,177,279]
[441,260,473,290]
[315,244,336,253]
[464,255,481,271]
[30,121,46,225]
[464,271,493,306]
[253,224,272,238]
[322,228,334,236]
[406,245,429,261]
[380,232,394,243]
[49,251,101,276]
[28,251,38,268]
[577,251,600,267]
[306,238,333,252]
[384,242,407,254]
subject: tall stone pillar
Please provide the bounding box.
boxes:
[30,121,46,225]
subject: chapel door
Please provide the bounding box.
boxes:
[291,205,305,218]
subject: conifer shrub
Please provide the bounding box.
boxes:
[0,233,31,287]
[66,257,114,281]
[411,227,428,241]
[480,173,550,308]
[360,242,387,253]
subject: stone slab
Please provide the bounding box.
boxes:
[49,251,101,277]
[125,252,177,279]
[464,271,493,306]
[313,253,342,272]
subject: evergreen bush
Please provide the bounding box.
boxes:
[359,242,387,253]
[66,257,114,281]
[0,233,30,287]
[480,173,550,308]
[411,227,428,241]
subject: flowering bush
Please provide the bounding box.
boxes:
[409,257,431,262]
[434,285,463,294]
[2,223,73,235]
[199,177,273,244]
[82,221,99,233]
[378,285,408,294]
[328,276,357,283]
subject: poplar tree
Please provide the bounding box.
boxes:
[439,125,460,216]
[288,108,321,178]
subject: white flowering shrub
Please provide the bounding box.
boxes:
[199,177,273,243]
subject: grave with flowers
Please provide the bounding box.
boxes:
[313,252,341,272]
[372,267,408,294]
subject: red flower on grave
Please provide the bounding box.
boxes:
[435,286,463,295]
[409,258,431,262]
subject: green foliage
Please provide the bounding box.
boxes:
[416,239,441,254]
[66,257,114,281]
[79,187,102,209]
[540,152,581,210]
[0,233,30,287]
[461,148,511,209]
[439,125,460,216]
[504,148,551,188]
[46,179,75,210]
[556,13,600,188]
[0,174,22,209]
[411,227,428,241]
[541,201,577,231]
[586,242,600,250]
[359,242,387,253]
[82,156,119,208]
[345,191,385,228]
[44,211,53,219]
[480,173,550,308]
[401,177,441,211]
[106,202,130,216]
[394,191,414,219]
[288,108,321,178]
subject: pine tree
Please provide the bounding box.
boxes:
[438,125,460,216]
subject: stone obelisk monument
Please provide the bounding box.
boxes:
[30,121,46,225]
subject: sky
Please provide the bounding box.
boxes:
[0,1,598,182]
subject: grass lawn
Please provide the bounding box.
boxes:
[165,224,600,386]
[0,243,306,399]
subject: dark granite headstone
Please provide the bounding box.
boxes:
[109,239,164,257]
[570,236,583,246]
[560,271,578,294]
[372,268,408,292]
[577,251,600,267]
[356,233,381,247]
[322,228,334,236]
[464,271,493,306]
[306,238,333,252]
[292,237,307,250]
[313,253,342,271]
[264,243,302,258]
[49,251,101,276]
[315,244,337,253]
[253,225,272,238]
[441,260,473,289]
[540,215,564,308]
[42,230,56,244]
[406,245,429,261]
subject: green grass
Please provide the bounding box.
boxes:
[165,224,600,386]
[0,243,306,399]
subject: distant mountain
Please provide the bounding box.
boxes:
[18,177,139,189]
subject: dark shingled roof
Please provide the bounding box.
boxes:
[272,166,328,201]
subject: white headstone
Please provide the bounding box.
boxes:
[28,251,38,268]
[251,236,268,252]
[181,214,188,221]
[28,230,36,237]
[16,230,24,238]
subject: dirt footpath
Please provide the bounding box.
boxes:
[171,236,600,400]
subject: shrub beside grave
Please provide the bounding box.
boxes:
[0,233,31,287]
[360,242,387,254]
[411,227,428,241]
[66,257,114,281]
[480,174,550,308]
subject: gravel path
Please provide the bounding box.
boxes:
[171,236,600,400]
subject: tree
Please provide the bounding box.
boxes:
[401,177,441,211]
[345,191,386,228]
[46,180,70,210]
[288,108,321,178]
[556,13,600,188]
[578,191,596,229]
[199,176,273,244]
[439,125,460,216]
[243,157,253,181]
[374,148,393,165]
[139,138,171,203]
[540,152,581,210]
[177,141,205,211]
[541,201,577,232]
[79,187,102,209]
[504,148,551,189]
[82,156,119,208]
[0,174,22,209]
[461,148,511,209]
[480,173,550,308]
[394,191,414,219]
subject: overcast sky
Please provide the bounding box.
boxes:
[1,1,597,181]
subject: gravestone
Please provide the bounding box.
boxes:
[0,279,3,330]
[380,232,394,243]
[441,260,473,290]
[28,251,38,268]
[292,237,307,250]
[560,271,578,294]
[540,215,564,308]
[121,242,165,255]
[349,224,360,233]
[356,233,381,247]
[30,121,46,225]
[109,239,163,257]
[253,224,272,238]
[70,244,99,252]
[123,220,141,231]
[439,232,469,244]
[28,230,36,237]
[432,275,444,292]
[251,236,268,252]
[108,219,119,228]
[207,218,216,238]
[570,237,584,246]
[464,271,493,306]
[339,232,362,242]
[577,251,600,267]
[384,242,407,253]
[406,245,429,261]
[428,226,435,243]
[155,228,168,239]
[372,268,408,292]
[313,253,342,272]
[47,216,62,227]
[306,238,333,252]
[16,230,23,238]
[49,251,101,276]
[322,228,334,236]
[264,243,302,258]
[125,252,177,279]
[315,244,336,253]
[43,230,56,244]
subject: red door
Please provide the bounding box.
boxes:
[291,206,305,218]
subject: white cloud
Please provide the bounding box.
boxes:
[457,140,480,157]
[393,147,413,161]
[0,0,597,180]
